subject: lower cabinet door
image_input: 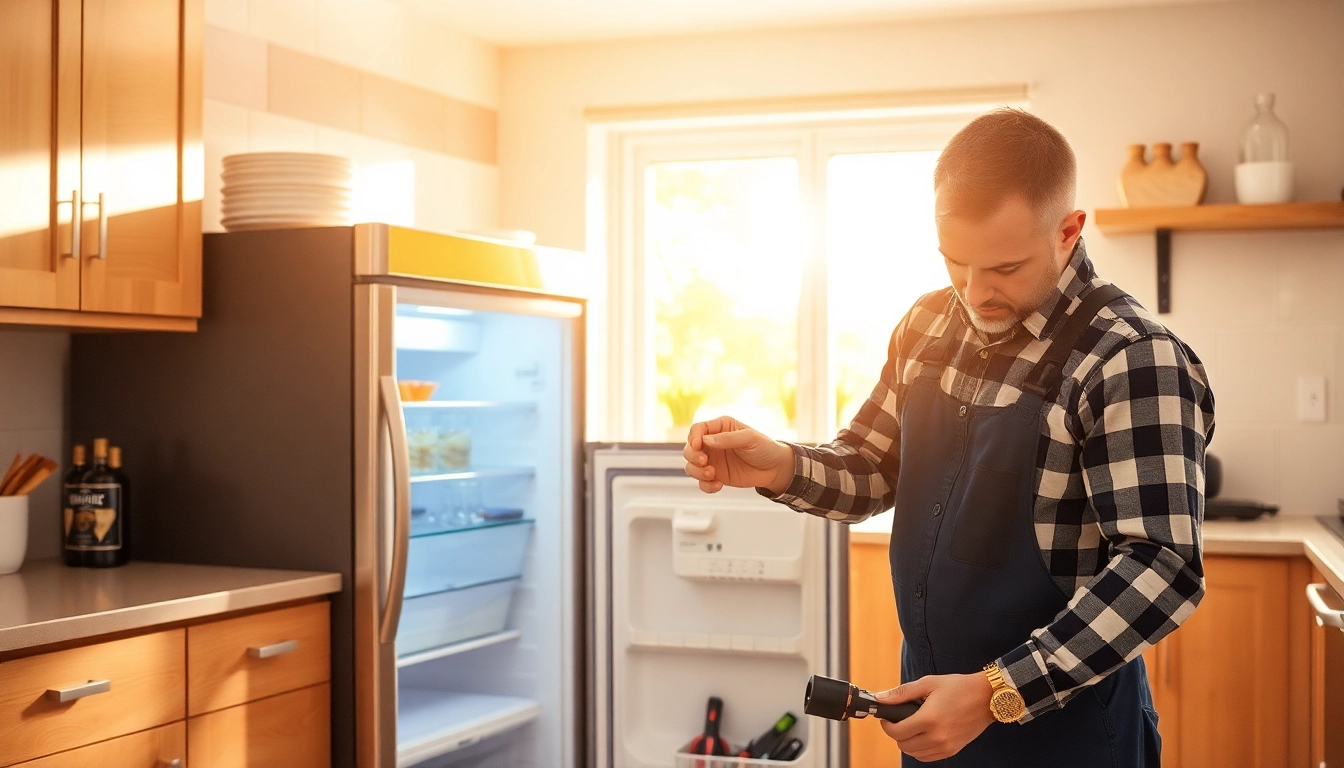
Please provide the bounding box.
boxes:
[187,683,330,768]
[15,721,185,767]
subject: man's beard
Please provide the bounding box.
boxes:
[955,256,1061,335]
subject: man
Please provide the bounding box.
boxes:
[682,108,1214,766]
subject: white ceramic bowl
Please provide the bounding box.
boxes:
[0,495,29,575]
[1235,161,1294,204]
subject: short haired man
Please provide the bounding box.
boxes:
[682,108,1214,766]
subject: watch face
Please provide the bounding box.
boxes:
[990,689,1026,722]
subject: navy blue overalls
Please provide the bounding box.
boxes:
[889,284,1162,766]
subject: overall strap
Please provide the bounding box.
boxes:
[1021,284,1127,400]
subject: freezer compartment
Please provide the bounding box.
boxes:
[397,578,520,657]
[405,519,535,597]
[397,688,539,768]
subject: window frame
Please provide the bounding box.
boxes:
[594,110,1002,442]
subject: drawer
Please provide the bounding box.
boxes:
[0,630,186,766]
[187,601,330,716]
[14,721,185,768]
[188,682,330,768]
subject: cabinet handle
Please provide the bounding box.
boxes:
[159,760,182,768]
[248,639,299,659]
[83,192,108,259]
[56,189,80,260]
[45,679,111,703]
[1307,583,1344,629]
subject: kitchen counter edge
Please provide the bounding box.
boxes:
[850,515,1344,599]
[0,558,342,653]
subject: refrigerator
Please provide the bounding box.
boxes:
[69,224,847,768]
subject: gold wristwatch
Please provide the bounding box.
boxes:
[983,662,1026,723]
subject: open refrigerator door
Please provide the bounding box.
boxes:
[589,446,846,768]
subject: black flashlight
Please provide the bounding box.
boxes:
[803,675,922,722]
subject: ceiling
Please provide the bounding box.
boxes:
[395,0,1237,47]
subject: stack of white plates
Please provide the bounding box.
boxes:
[220,152,355,232]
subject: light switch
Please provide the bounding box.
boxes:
[1297,375,1327,423]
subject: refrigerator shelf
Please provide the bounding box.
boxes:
[410,466,535,483]
[410,516,533,539]
[672,750,806,767]
[629,630,803,656]
[402,400,536,411]
[398,578,521,656]
[397,689,540,768]
[396,629,522,669]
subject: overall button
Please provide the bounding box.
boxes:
[958,405,968,418]
[933,503,942,516]
[979,349,988,358]
[915,584,925,599]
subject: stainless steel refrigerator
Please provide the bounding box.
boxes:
[70,224,847,768]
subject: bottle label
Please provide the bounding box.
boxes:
[65,482,121,551]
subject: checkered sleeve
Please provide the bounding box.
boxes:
[995,334,1213,722]
[756,321,910,523]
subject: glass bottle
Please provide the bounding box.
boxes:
[77,438,128,568]
[109,446,131,563]
[1241,93,1289,163]
[61,444,87,567]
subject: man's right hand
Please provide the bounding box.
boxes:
[681,416,795,495]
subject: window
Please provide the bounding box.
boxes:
[593,112,997,443]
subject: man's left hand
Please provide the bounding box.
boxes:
[875,672,997,762]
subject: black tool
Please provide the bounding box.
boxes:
[772,737,804,761]
[686,696,731,756]
[739,711,797,758]
[803,675,921,722]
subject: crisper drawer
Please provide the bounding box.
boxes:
[0,629,186,766]
[14,721,185,768]
[187,601,331,716]
[397,578,520,657]
[405,519,534,598]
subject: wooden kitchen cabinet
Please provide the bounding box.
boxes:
[0,600,329,768]
[0,0,201,331]
[850,540,1323,767]
[1144,555,1314,768]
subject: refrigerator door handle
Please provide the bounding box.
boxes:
[379,374,413,645]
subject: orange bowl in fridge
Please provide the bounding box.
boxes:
[397,380,439,402]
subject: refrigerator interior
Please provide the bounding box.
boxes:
[590,447,838,768]
[391,298,576,768]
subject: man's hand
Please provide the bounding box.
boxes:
[875,673,996,762]
[681,416,794,495]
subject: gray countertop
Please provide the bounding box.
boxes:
[0,558,341,653]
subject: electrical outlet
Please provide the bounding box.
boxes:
[1297,375,1327,423]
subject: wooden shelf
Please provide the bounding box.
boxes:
[1093,201,1344,314]
[1095,201,1344,235]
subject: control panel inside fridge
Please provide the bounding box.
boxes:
[591,447,838,768]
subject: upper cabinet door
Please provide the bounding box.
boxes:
[0,0,81,310]
[80,0,202,317]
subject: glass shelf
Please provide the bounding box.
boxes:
[410,466,535,483]
[397,689,539,767]
[396,629,522,669]
[410,516,532,540]
[402,400,537,411]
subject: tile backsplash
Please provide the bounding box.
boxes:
[0,331,68,561]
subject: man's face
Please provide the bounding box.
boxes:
[935,193,1080,335]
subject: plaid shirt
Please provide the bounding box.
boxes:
[765,238,1215,722]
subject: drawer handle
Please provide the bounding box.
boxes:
[248,639,299,659]
[46,679,111,703]
[160,761,182,768]
[1307,583,1344,629]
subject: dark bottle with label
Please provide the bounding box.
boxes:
[70,438,128,568]
[109,446,130,563]
[61,444,88,567]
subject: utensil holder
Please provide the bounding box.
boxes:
[0,495,30,575]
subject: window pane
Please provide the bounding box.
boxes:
[827,151,949,431]
[646,158,802,441]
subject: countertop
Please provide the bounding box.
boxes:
[0,558,342,653]
[852,515,1344,598]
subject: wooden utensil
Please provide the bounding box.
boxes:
[0,455,41,496]
[12,458,57,496]
[0,454,22,493]
[1118,142,1208,207]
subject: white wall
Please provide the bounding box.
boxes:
[498,0,1344,515]
[203,0,501,234]
[0,332,68,561]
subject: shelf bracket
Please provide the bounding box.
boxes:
[1156,228,1171,314]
